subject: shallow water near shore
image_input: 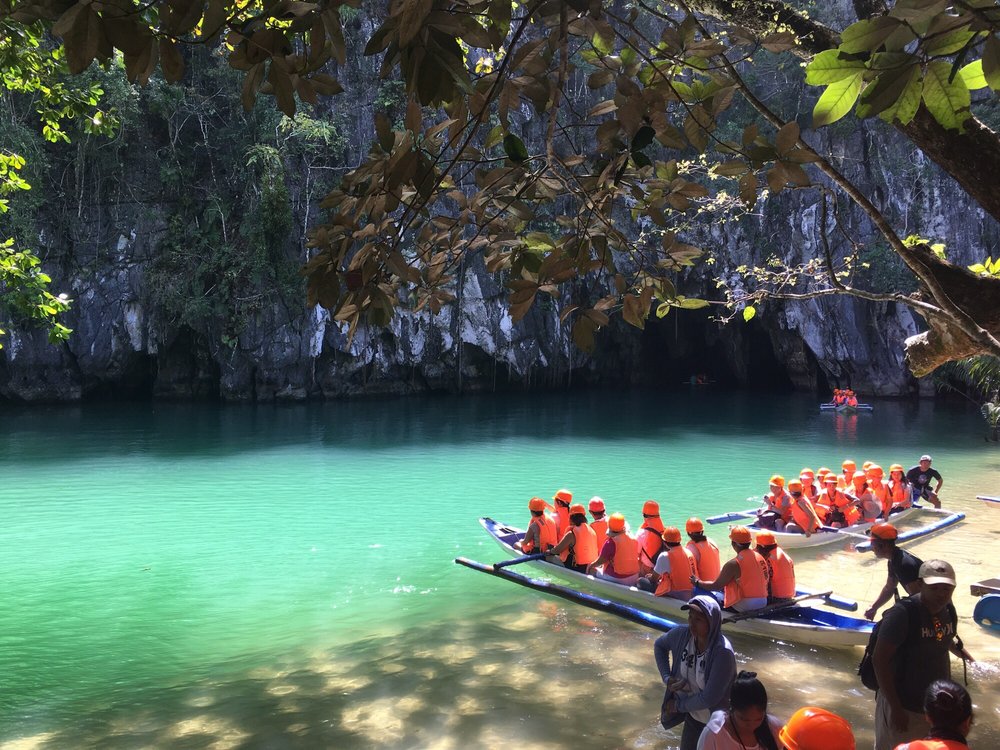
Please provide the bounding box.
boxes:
[1,390,998,749]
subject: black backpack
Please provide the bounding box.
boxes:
[857,597,962,690]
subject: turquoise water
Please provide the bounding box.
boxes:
[1,391,998,748]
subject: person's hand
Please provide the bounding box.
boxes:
[690,575,699,587]
[864,606,877,621]
[890,704,909,732]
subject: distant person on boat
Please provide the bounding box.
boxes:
[551,488,573,538]
[685,518,722,581]
[872,559,975,750]
[863,523,924,622]
[757,476,789,531]
[696,670,782,750]
[779,707,856,750]
[887,464,913,512]
[654,595,737,750]
[894,679,974,750]
[753,532,796,604]
[783,480,822,537]
[846,391,859,408]
[691,526,768,613]
[588,497,608,545]
[587,512,640,585]
[906,456,943,509]
[651,526,697,601]
[638,500,666,576]
[516,497,558,554]
[833,389,846,406]
[545,503,599,573]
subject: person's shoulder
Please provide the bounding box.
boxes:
[703,709,728,732]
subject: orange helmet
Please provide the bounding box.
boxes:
[588,497,606,512]
[788,479,803,492]
[869,523,897,541]
[852,473,866,485]
[800,468,815,480]
[823,475,838,485]
[862,461,874,471]
[867,464,883,478]
[816,467,832,478]
[889,463,904,473]
[568,503,586,516]
[642,500,660,516]
[842,459,856,470]
[729,526,752,544]
[553,489,573,504]
[528,497,547,512]
[769,474,785,487]
[685,517,704,533]
[755,531,776,546]
[608,512,626,533]
[779,707,855,750]
[661,526,682,543]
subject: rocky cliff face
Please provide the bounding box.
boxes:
[1,2,997,403]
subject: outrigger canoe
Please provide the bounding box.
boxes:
[476,517,874,648]
[705,507,919,549]
[820,403,874,413]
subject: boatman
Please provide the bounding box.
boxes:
[685,518,721,581]
[652,526,697,601]
[863,523,923,621]
[637,499,666,576]
[587,512,640,585]
[906,455,943,509]
[753,531,795,604]
[691,526,769,613]
[546,503,598,573]
[588,497,608,545]
[516,497,558,554]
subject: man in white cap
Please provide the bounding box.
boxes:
[871,559,974,750]
[905,455,942,508]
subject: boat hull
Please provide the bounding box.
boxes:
[707,508,916,549]
[480,518,872,648]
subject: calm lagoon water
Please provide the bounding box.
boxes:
[1,390,998,748]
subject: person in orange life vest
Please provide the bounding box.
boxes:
[685,517,722,581]
[833,389,846,406]
[756,475,789,531]
[815,466,833,484]
[588,497,608,545]
[848,472,881,522]
[637,499,666,575]
[863,523,923,621]
[838,459,858,489]
[867,464,893,518]
[550,488,573,539]
[587,512,640,585]
[779,707,856,750]
[546,503,598,573]
[517,497,558,553]
[847,391,859,407]
[894,679,974,750]
[799,468,819,501]
[691,526,769,613]
[887,464,913,512]
[651,527,698,600]
[754,531,796,603]
[819,473,861,526]
[784,479,823,537]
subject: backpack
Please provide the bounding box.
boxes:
[857,597,961,691]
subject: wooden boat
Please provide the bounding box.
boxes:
[705,508,918,549]
[819,402,873,413]
[978,495,1000,509]
[476,517,874,648]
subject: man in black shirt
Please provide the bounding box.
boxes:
[864,523,923,621]
[906,454,942,508]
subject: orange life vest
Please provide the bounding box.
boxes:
[552,506,570,539]
[654,545,697,597]
[762,547,795,599]
[591,518,608,546]
[570,523,599,567]
[607,533,640,577]
[824,488,860,525]
[837,471,854,490]
[723,549,769,609]
[523,515,557,553]
[896,741,968,750]
[801,482,818,501]
[764,491,790,516]
[790,497,820,533]
[889,479,911,509]
[637,527,663,572]
[847,396,858,407]
[686,538,722,580]
[870,480,891,517]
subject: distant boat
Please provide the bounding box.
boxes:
[820,403,873,413]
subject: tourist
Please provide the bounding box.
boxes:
[654,595,737,750]
[799,468,819,500]
[588,497,608,545]
[757,475,789,530]
[820,473,860,526]
[872,560,975,750]
[907,456,943,509]
[754,531,795,604]
[779,707,856,750]
[784,479,822,536]
[652,526,697,601]
[516,497,557,554]
[867,464,893,518]
[587,512,639,585]
[887,464,912,512]
[846,390,859,408]
[545,503,598,572]
[551,488,573,538]
[863,523,923,621]
[637,499,666,576]
[685,518,722,581]
[894,679,975,749]
[691,526,768,613]
[696,670,782,750]
[849,472,881,522]
[839,459,858,489]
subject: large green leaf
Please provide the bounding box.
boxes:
[812,74,863,128]
[877,67,923,125]
[503,133,529,162]
[805,50,867,85]
[983,35,1000,91]
[838,17,902,55]
[922,60,971,131]
[959,60,988,91]
[857,60,920,120]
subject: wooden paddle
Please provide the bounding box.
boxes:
[723,590,834,623]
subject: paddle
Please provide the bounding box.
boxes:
[493,553,546,569]
[723,590,834,623]
[797,588,858,612]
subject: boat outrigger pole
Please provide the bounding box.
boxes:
[454,556,682,633]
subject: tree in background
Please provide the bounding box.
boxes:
[2,0,1000,374]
